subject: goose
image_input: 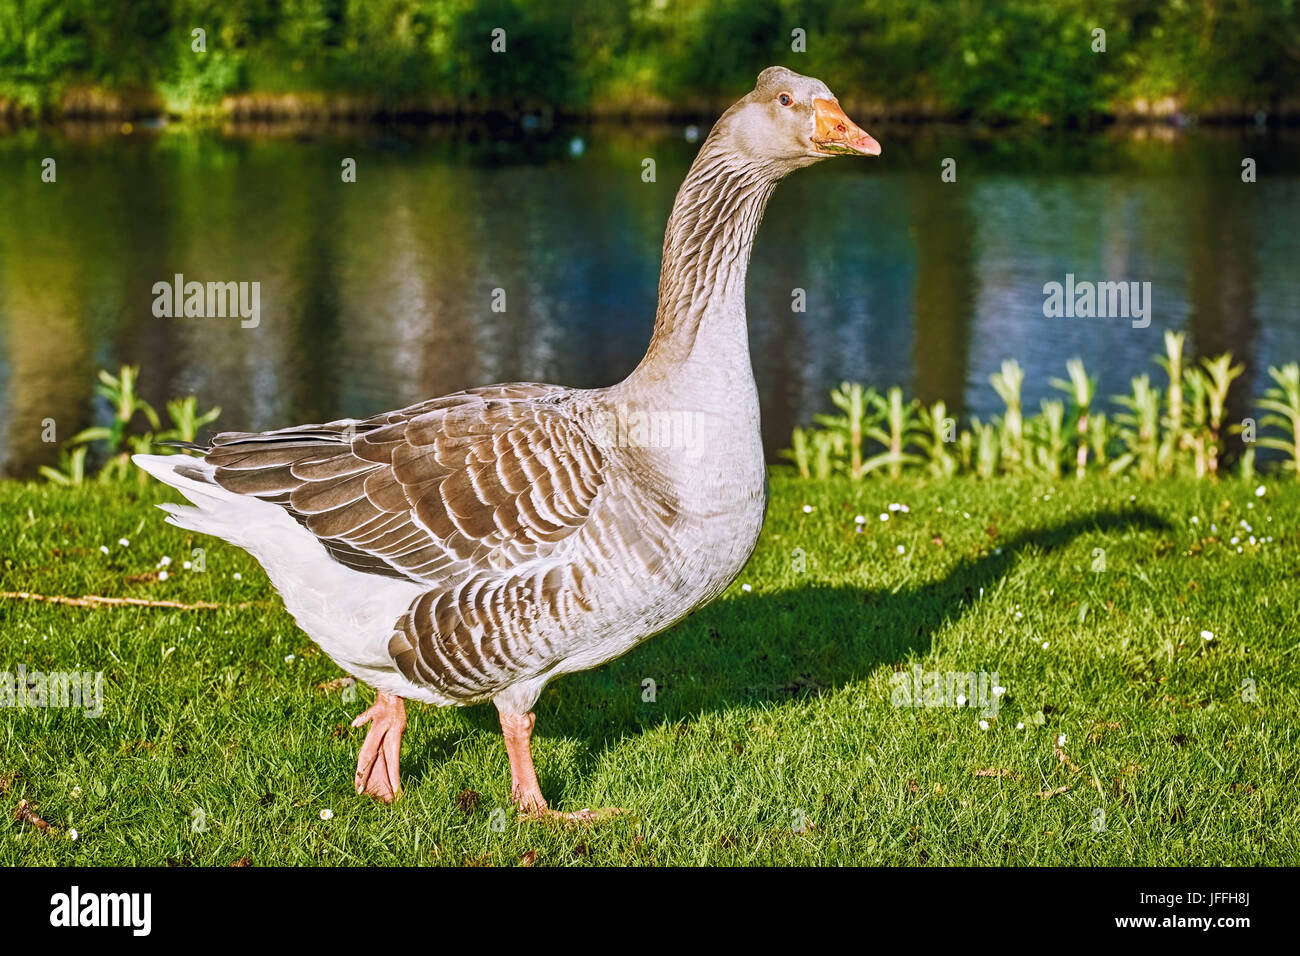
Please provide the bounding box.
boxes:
[134,66,880,818]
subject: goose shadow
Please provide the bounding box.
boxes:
[460,508,1168,783]
[428,508,1168,804]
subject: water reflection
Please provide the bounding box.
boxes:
[1184,171,1259,453]
[0,123,1297,476]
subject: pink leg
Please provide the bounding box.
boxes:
[352,691,406,803]
[499,711,547,812]
[497,710,621,822]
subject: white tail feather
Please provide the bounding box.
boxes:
[131,459,436,703]
[132,453,254,540]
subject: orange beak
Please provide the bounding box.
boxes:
[812,98,881,157]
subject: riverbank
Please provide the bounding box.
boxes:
[4,86,1300,129]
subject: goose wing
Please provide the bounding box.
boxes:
[205,385,606,583]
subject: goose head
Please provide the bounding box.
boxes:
[712,66,881,171]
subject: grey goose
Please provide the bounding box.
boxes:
[134,66,880,818]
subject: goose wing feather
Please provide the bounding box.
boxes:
[206,384,606,584]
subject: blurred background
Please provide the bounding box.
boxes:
[1,0,1298,474]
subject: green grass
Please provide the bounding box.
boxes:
[2,474,1298,866]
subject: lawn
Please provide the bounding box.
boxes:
[1,473,1297,866]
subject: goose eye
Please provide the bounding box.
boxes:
[778,93,793,107]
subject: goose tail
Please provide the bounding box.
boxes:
[132,453,248,539]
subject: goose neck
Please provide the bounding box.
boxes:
[625,145,783,389]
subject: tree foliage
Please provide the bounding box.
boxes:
[1,0,1297,120]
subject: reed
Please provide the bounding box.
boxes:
[785,346,1295,482]
[862,386,923,479]
[1050,357,1095,479]
[1156,331,1185,475]
[1111,374,1162,480]
[1198,353,1245,476]
[40,366,221,485]
[917,401,959,478]
[1027,399,1065,479]
[1256,363,1300,476]
[990,360,1025,470]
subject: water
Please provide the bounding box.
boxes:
[1,121,1298,476]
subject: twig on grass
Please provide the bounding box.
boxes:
[0,591,260,611]
[14,799,50,832]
